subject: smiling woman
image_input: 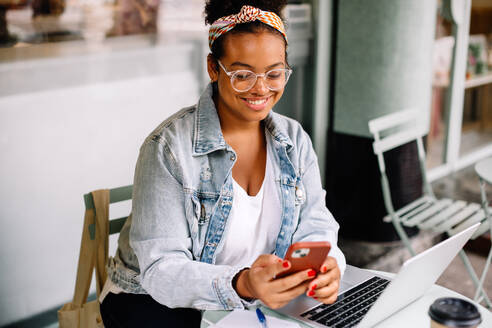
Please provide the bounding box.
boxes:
[98,1,346,327]
[210,32,289,124]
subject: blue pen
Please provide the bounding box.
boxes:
[256,308,268,328]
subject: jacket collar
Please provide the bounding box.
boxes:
[193,83,293,156]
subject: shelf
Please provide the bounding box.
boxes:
[465,72,492,89]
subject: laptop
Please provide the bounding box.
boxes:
[275,223,480,328]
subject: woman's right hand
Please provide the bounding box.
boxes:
[235,254,317,309]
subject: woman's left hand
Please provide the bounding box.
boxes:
[306,256,340,304]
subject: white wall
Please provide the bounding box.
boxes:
[0,43,201,325]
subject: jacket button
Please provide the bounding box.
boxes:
[230,155,235,161]
[296,188,303,198]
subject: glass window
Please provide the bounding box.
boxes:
[459,1,492,158]
[1,0,206,50]
[426,0,492,169]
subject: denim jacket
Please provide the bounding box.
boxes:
[106,84,346,310]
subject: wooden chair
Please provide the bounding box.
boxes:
[368,109,491,308]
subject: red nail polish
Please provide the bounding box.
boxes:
[308,290,315,297]
[311,284,317,290]
[308,270,316,277]
[313,297,318,300]
[282,261,289,268]
[322,266,327,273]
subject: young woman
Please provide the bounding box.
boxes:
[100,1,346,326]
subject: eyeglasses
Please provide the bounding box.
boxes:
[217,60,292,93]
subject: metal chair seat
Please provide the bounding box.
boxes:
[384,196,490,239]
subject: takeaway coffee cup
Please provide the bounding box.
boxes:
[429,297,482,328]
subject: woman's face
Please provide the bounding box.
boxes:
[208,31,287,125]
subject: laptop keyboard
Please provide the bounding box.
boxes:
[300,276,390,328]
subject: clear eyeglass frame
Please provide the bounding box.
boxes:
[216,60,293,93]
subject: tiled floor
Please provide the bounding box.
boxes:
[437,249,492,301]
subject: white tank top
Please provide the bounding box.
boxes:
[215,137,282,267]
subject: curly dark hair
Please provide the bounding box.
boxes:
[204,0,288,61]
[204,0,286,25]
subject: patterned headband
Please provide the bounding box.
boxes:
[208,5,288,50]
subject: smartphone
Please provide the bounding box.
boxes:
[276,241,331,278]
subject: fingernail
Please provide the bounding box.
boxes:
[322,266,327,273]
[282,261,289,268]
[311,284,317,290]
[277,259,283,263]
[313,297,318,299]
[308,290,315,297]
[307,269,316,277]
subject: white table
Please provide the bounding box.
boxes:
[201,270,492,327]
[476,157,492,186]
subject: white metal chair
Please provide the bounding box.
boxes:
[368,109,491,308]
[474,157,492,302]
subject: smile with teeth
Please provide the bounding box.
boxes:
[244,98,268,105]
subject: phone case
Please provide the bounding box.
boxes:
[277,241,331,278]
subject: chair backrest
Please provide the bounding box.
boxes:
[369,108,427,158]
[368,109,435,214]
[84,185,133,240]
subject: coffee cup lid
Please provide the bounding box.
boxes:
[429,297,482,327]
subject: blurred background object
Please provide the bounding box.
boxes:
[31,0,65,17]
[467,34,488,79]
[108,0,159,36]
[0,0,28,46]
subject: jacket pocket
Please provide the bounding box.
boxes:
[187,191,220,258]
